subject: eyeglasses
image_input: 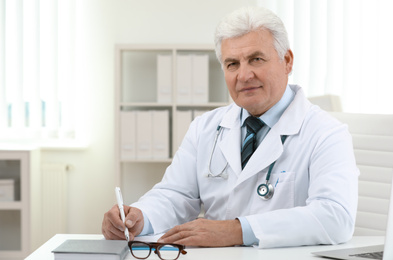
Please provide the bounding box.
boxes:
[128,241,187,260]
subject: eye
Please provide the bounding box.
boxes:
[226,62,239,71]
[252,57,265,63]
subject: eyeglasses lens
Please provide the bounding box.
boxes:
[130,242,151,259]
[157,245,180,260]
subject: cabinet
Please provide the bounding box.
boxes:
[0,148,40,260]
[114,44,230,202]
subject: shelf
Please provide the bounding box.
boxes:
[115,44,230,203]
[120,102,173,108]
[119,102,229,108]
[176,102,229,108]
[121,159,172,163]
[116,43,214,51]
[0,201,23,210]
[0,149,40,258]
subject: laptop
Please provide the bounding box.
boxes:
[312,179,393,260]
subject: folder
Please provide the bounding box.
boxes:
[157,55,172,103]
[136,110,153,159]
[174,110,192,156]
[192,54,209,103]
[176,55,192,103]
[152,110,169,159]
[120,111,136,160]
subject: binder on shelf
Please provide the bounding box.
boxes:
[157,55,172,103]
[174,110,192,155]
[176,55,192,103]
[192,55,209,103]
[136,110,153,159]
[152,110,169,159]
[120,111,136,160]
[0,179,15,201]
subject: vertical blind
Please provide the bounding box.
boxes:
[258,0,393,114]
[0,0,76,141]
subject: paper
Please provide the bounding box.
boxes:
[135,233,164,242]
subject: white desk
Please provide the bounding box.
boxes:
[25,234,385,260]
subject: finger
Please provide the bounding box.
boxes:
[108,205,127,231]
[124,206,139,229]
[102,205,127,240]
[158,225,180,241]
[103,223,125,240]
[158,225,188,243]
[125,207,144,235]
[160,231,198,245]
[102,218,124,240]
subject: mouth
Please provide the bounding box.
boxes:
[240,86,262,92]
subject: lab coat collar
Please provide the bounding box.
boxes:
[272,85,312,136]
[238,85,312,186]
[240,84,296,129]
[219,103,241,129]
[218,84,312,185]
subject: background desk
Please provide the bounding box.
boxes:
[25,234,385,260]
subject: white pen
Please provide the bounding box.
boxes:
[115,187,129,241]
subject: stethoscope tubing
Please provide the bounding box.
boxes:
[207,125,287,200]
[206,126,228,178]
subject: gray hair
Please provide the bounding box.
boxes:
[214,7,290,64]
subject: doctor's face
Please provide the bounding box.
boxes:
[221,29,293,117]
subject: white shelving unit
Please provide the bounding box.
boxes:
[0,148,41,260]
[114,44,230,202]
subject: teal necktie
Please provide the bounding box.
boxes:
[241,116,264,169]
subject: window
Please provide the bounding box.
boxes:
[0,0,78,144]
[258,0,393,114]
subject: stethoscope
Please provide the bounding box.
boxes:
[206,126,229,179]
[206,125,287,201]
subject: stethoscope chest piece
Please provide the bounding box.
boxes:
[257,182,274,200]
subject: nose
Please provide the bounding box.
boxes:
[237,64,255,82]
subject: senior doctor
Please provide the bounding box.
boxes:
[102,7,359,248]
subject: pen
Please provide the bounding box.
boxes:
[115,187,130,241]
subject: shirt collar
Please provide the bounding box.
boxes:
[241,84,295,128]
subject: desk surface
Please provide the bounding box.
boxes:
[25,234,385,260]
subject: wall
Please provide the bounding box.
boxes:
[41,0,257,235]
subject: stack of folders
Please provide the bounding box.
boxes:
[120,110,169,160]
[176,54,209,104]
[156,54,209,104]
[52,240,129,260]
[120,109,209,160]
[173,109,209,155]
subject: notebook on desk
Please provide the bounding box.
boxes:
[312,179,393,260]
[52,239,129,260]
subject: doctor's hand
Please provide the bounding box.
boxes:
[102,205,144,241]
[158,218,243,247]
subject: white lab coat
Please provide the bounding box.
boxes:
[132,85,359,248]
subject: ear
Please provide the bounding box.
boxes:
[284,49,294,74]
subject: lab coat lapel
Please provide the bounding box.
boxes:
[216,85,312,184]
[236,130,283,187]
[235,85,311,187]
[217,105,242,175]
